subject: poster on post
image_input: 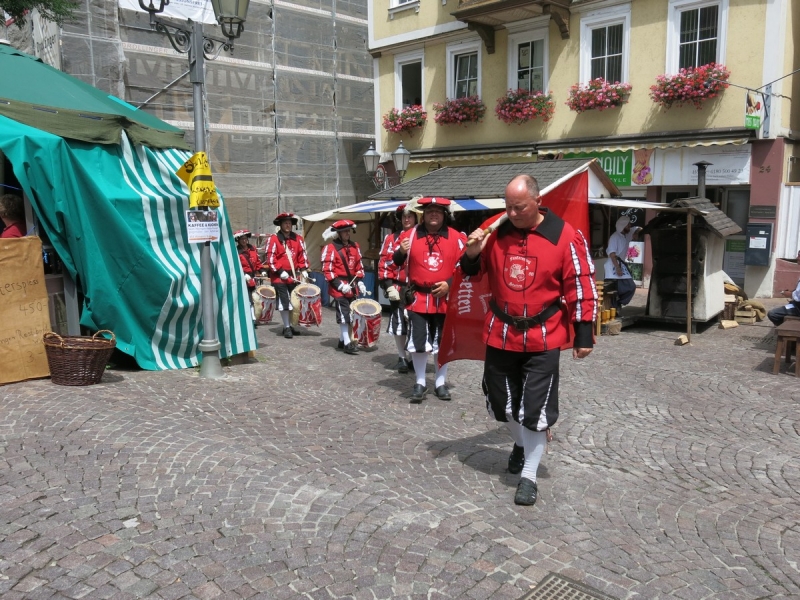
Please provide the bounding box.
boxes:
[0,237,51,385]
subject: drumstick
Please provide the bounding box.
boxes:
[466,213,508,247]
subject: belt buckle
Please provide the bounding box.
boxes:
[513,316,531,331]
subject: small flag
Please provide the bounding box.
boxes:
[176,152,220,209]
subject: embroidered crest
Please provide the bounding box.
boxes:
[424,251,443,272]
[503,254,535,291]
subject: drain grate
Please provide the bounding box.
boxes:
[520,573,618,600]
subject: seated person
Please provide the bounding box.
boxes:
[768,277,800,326]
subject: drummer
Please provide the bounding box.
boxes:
[378,204,417,374]
[321,220,367,355]
[264,212,311,339]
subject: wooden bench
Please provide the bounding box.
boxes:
[773,320,800,376]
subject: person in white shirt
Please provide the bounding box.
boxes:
[767,278,800,326]
[603,215,641,313]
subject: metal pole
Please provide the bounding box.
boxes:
[190,20,223,379]
[686,212,692,344]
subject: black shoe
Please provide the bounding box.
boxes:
[404,359,413,374]
[410,384,427,403]
[283,327,293,339]
[344,342,359,355]
[507,444,525,475]
[337,340,344,350]
[395,358,409,374]
[514,478,538,506]
[434,385,451,401]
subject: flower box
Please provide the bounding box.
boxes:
[495,89,555,124]
[566,78,631,113]
[432,95,486,126]
[382,105,427,135]
[649,63,730,109]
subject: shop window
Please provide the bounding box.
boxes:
[447,40,481,99]
[788,156,800,184]
[580,5,630,84]
[508,21,548,92]
[395,51,423,108]
[666,0,728,74]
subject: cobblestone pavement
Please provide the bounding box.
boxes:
[1,293,800,600]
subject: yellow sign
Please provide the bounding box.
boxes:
[176,151,220,208]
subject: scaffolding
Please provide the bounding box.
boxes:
[3,0,375,236]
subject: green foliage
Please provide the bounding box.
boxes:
[2,0,79,27]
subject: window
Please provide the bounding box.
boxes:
[591,24,623,81]
[507,18,549,92]
[666,0,728,74]
[231,105,252,143]
[446,40,481,99]
[454,52,478,98]
[579,6,630,84]
[394,51,424,108]
[678,5,718,68]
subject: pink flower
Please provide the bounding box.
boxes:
[494,89,555,125]
[649,63,730,109]
[566,79,632,113]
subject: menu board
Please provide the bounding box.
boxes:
[0,237,51,384]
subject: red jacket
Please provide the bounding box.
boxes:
[264,231,309,284]
[238,245,263,289]
[393,225,467,314]
[460,209,597,352]
[321,239,365,299]
[378,231,406,287]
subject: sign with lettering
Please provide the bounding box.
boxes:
[565,151,633,187]
[31,9,60,70]
[186,210,220,243]
[176,151,220,209]
[0,237,51,385]
[749,205,776,219]
[745,90,763,131]
[117,0,217,24]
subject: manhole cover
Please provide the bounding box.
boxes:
[520,573,618,600]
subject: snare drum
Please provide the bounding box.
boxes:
[291,283,322,327]
[255,285,276,324]
[351,299,382,348]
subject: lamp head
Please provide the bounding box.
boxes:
[210,0,250,40]
[363,141,381,175]
[392,140,411,178]
[138,0,168,15]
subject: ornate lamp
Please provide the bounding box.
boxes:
[363,141,381,175]
[210,0,250,40]
[392,140,411,178]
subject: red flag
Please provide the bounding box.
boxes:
[438,171,590,367]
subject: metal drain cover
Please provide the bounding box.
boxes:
[520,573,618,600]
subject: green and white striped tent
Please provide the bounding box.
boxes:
[0,45,256,370]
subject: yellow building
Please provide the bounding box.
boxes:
[368,0,799,297]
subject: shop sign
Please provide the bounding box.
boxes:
[749,205,776,219]
[31,9,60,70]
[565,149,656,187]
[177,152,220,209]
[650,145,750,186]
[745,90,763,130]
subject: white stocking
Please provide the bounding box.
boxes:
[280,310,291,327]
[520,429,547,482]
[505,420,524,447]
[394,335,407,359]
[411,353,428,386]
[339,324,351,345]
[434,363,448,388]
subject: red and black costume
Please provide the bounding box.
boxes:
[321,225,364,325]
[265,221,309,313]
[238,243,263,290]
[460,208,597,431]
[392,224,467,315]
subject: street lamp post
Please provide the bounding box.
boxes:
[363,140,411,189]
[139,0,250,379]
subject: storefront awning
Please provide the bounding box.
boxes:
[538,137,750,156]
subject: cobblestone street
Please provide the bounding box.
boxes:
[1,296,799,599]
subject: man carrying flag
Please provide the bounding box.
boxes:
[460,174,597,507]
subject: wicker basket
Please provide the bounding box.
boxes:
[43,330,116,386]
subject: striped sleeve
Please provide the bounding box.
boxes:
[564,227,598,328]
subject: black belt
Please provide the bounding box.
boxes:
[409,283,434,294]
[489,299,561,331]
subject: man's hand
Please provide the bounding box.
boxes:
[399,238,411,254]
[465,228,488,259]
[573,348,592,359]
[615,264,623,276]
[280,271,290,281]
[357,281,367,296]
[339,282,352,295]
[386,286,401,301]
[432,281,449,298]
